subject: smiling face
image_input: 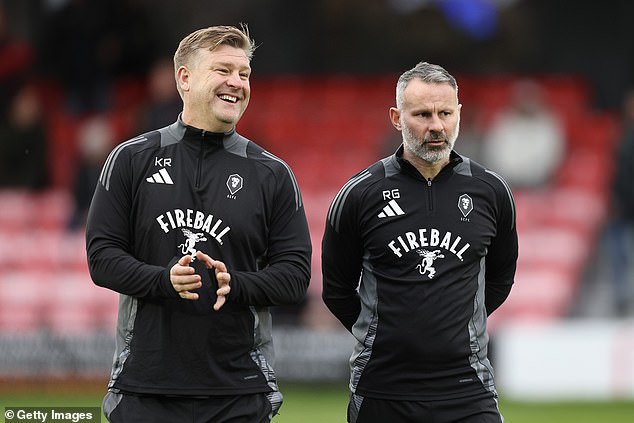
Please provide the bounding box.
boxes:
[178,44,251,132]
[390,79,461,167]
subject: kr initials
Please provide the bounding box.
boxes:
[155,157,172,167]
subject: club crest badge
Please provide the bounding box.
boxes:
[226,173,243,195]
[458,194,473,218]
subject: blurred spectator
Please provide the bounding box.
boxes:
[67,116,115,230]
[38,0,159,116]
[39,0,118,115]
[0,4,34,116]
[138,57,182,132]
[480,79,565,189]
[108,0,160,80]
[453,103,485,162]
[603,89,634,316]
[0,83,49,190]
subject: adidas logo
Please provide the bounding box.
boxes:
[146,168,174,184]
[378,200,405,218]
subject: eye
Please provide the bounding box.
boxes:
[215,67,230,75]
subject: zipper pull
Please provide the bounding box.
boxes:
[427,179,432,187]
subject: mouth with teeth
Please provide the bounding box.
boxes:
[218,94,238,103]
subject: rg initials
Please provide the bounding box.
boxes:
[382,189,400,200]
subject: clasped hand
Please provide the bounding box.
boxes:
[169,251,231,311]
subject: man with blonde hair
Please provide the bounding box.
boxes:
[87,25,311,422]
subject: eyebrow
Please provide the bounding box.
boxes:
[212,61,251,71]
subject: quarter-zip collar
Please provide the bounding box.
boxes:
[165,115,243,153]
[173,116,235,189]
[181,120,232,152]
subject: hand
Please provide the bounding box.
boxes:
[170,254,202,300]
[195,251,231,311]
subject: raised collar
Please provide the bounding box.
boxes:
[392,144,463,181]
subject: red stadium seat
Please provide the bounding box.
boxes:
[0,190,33,234]
[46,273,101,335]
[0,272,48,333]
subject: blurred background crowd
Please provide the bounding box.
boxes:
[1,0,634,396]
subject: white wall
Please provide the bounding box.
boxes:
[494,319,634,400]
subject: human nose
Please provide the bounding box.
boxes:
[226,71,243,87]
[428,114,444,132]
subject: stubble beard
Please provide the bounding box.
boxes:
[401,120,459,164]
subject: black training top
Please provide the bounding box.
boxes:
[322,146,518,401]
[86,117,311,397]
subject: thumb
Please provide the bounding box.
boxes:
[178,254,192,266]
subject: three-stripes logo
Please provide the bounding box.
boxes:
[378,200,405,218]
[146,168,174,184]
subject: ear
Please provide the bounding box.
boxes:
[389,107,402,130]
[176,66,190,93]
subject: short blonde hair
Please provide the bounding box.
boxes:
[173,24,255,94]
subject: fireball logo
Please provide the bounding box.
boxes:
[178,228,207,260]
[415,249,445,279]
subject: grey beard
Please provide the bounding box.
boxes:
[402,124,457,164]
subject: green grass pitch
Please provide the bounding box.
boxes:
[2,384,634,422]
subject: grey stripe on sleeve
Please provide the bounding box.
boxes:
[99,136,147,191]
[327,170,371,233]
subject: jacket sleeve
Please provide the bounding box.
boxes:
[85,144,178,299]
[321,185,364,332]
[227,165,312,306]
[484,177,518,315]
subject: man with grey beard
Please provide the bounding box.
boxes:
[322,62,518,423]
